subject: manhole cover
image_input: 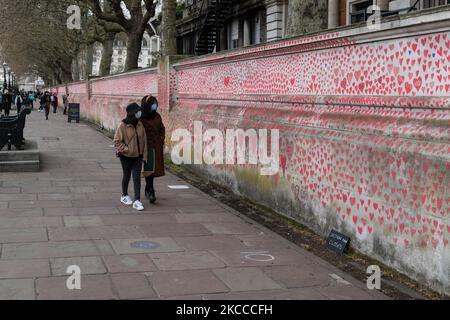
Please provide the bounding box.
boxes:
[42,137,60,141]
[130,241,160,249]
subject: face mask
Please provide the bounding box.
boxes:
[151,103,158,112]
[135,111,142,119]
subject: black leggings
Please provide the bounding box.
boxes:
[120,156,143,201]
[145,176,155,193]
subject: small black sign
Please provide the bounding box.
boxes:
[68,103,80,123]
[326,230,350,255]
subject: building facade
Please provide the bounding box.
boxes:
[177,0,450,55]
[330,0,450,27]
[177,0,290,55]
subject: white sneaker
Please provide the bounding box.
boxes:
[133,200,144,211]
[120,196,133,206]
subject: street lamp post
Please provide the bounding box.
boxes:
[2,63,6,91]
[8,69,11,90]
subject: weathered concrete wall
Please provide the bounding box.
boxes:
[48,11,450,294]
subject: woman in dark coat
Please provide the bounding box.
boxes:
[140,95,165,204]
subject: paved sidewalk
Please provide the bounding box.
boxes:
[0,110,388,300]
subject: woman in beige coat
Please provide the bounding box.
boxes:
[114,103,148,211]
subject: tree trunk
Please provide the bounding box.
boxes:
[161,0,177,56]
[72,58,80,81]
[125,31,143,71]
[100,33,114,76]
[286,0,328,38]
[85,44,94,78]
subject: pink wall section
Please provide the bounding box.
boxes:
[49,23,450,293]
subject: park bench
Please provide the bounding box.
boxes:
[0,108,31,151]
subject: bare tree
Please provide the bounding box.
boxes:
[286,0,328,38]
[82,0,157,71]
[161,0,177,56]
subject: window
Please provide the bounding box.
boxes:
[228,18,239,49]
[142,39,148,47]
[349,0,373,24]
[423,0,450,8]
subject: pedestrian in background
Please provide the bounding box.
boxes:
[3,89,12,116]
[41,91,50,120]
[0,92,4,116]
[15,93,23,114]
[63,93,69,115]
[140,95,165,204]
[114,103,148,212]
[39,92,45,112]
[51,93,58,114]
[28,92,35,109]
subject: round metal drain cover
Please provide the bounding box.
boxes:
[130,241,160,249]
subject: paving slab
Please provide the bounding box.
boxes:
[49,226,145,241]
[174,235,249,251]
[210,249,308,267]
[109,238,184,254]
[63,216,104,227]
[111,273,157,299]
[0,259,51,279]
[0,208,44,218]
[0,194,37,201]
[146,270,229,297]
[261,265,332,288]
[315,283,379,300]
[204,288,329,300]
[38,193,88,201]
[149,251,226,271]
[102,254,157,273]
[174,213,242,224]
[139,223,212,238]
[44,207,121,216]
[8,200,72,209]
[22,187,70,194]
[101,214,176,226]
[0,188,21,194]
[0,217,63,228]
[1,240,114,259]
[50,257,107,276]
[202,222,262,235]
[0,228,48,243]
[36,275,117,300]
[236,234,297,250]
[213,267,282,292]
[0,279,36,300]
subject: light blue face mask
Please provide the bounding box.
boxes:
[151,103,158,112]
[135,111,142,119]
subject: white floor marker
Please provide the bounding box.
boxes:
[168,185,190,190]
